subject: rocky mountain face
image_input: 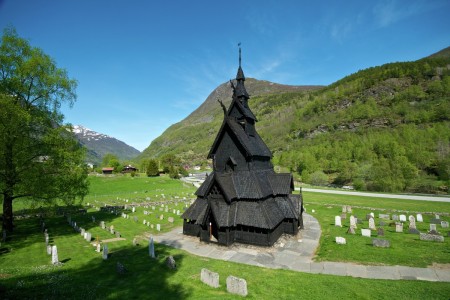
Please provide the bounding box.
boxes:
[72,125,140,165]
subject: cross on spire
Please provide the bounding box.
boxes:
[238,42,241,67]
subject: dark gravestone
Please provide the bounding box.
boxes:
[116,262,127,274]
[420,233,444,242]
[378,221,386,227]
[408,228,420,234]
[430,219,441,224]
[347,227,356,235]
[166,256,176,270]
[377,228,384,236]
[372,238,390,248]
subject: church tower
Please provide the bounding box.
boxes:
[182,48,303,246]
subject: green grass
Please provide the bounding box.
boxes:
[304,191,450,267]
[2,175,450,299]
[1,216,450,299]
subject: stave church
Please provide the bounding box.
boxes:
[181,48,304,246]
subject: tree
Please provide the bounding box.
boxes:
[146,159,159,177]
[0,28,88,232]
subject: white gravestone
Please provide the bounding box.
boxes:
[226,275,248,297]
[399,215,407,222]
[51,245,59,264]
[361,229,371,237]
[335,237,346,244]
[416,214,423,222]
[441,221,449,228]
[157,224,161,231]
[430,224,437,231]
[368,218,376,230]
[349,216,357,229]
[335,216,342,227]
[396,223,403,232]
[201,268,219,288]
[409,215,416,229]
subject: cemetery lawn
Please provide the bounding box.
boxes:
[1,175,450,299]
[305,192,450,267]
[1,216,450,299]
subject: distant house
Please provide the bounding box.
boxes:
[122,165,138,173]
[102,167,114,175]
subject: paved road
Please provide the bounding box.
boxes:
[153,214,450,282]
[296,187,450,203]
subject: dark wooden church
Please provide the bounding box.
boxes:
[182,49,304,247]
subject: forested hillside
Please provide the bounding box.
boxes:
[140,48,450,193]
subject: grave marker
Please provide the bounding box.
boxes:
[157,224,161,231]
[51,245,59,265]
[409,215,416,229]
[420,233,444,242]
[349,215,357,229]
[361,229,371,237]
[335,216,342,227]
[226,275,248,297]
[372,238,390,248]
[441,221,449,228]
[416,214,423,222]
[149,237,155,258]
[168,217,174,223]
[399,215,406,222]
[201,268,219,288]
[396,223,403,233]
[102,244,108,260]
[335,237,346,244]
[377,228,384,236]
[369,218,376,230]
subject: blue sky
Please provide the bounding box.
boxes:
[1,0,449,152]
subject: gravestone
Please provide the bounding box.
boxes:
[160,215,164,220]
[176,210,180,215]
[416,214,423,222]
[116,262,127,274]
[372,238,390,248]
[409,228,420,234]
[409,215,416,229]
[335,237,346,244]
[102,244,108,260]
[143,220,146,225]
[361,229,371,237]
[399,215,406,222]
[100,221,105,229]
[115,231,121,238]
[347,227,356,234]
[340,213,347,220]
[441,221,449,228]
[430,224,437,232]
[349,216,357,229]
[420,233,444,242]
[51,245,59,265]
[378,221,387,227]
[45,234,49,246]
[168,217,174,223]
[132,207,135,213]
[80,228,85,236]
[334,216,342,227]
[166,256,176,269]
[226,275,248,297]
[396,222,403,233]
[149,237,155,258]
[342,206,347,213]
[377,228,384,236]
[157,224,161,231]
[85,232,92,242]
[392,215,399,221]
[201,268,219,288]
[435,214,440,220]
[347,206,352,213]
[110,225,114,235]
[366,214,372,221]
[47,245,52,255]
[96,243,101,252]
[430,218,441,224]
[379,214,390,220]
[368,218,376,230]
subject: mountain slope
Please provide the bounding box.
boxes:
[139,47,450,193]
[138,79,321,163]
[73,125,141,164]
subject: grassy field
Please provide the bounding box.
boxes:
[1,174,450,299]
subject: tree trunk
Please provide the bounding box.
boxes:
[2,191,14,232]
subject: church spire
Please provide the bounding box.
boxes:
[235,43,249,98]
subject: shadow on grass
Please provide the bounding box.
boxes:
[1,206,192,299]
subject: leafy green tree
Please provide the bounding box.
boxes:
[0,28,88,232]
[146,159,159,177]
